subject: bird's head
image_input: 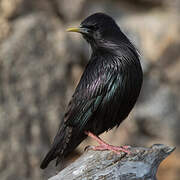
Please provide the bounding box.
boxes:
[67,13,125,51]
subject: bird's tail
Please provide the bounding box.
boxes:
[40,145,57,169]
[40,123,86,169]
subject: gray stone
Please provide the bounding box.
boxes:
[0,12,69,179]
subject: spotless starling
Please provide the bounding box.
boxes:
[40,13,143,169]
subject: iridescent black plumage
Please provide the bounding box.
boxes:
[40,13,143,169]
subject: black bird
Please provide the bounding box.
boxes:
[40,12,143,169]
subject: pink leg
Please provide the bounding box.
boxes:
[84,131,130,154]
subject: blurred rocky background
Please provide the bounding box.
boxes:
[0,0,180,179]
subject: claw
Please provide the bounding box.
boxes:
[84,145,92,151]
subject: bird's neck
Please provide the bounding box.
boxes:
[90,40,115,53]
[90,39,132,57]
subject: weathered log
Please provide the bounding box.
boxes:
[49,144,175,180]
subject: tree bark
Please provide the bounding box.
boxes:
[48,144,175,180]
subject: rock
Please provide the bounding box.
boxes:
[0,18,10,41]
[0,0,23,18]
[49,144,175,180]
[0,12,69,179]
[53,0,86,21]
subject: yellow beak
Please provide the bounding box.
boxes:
[66,27,89,34]
[66,27,81,33]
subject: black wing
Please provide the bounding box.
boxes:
[64,55,120,131]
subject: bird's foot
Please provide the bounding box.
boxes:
[84,131,131,154]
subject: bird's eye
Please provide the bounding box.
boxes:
[86,25,99,31]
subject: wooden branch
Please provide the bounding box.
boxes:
[49,144,175,180]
